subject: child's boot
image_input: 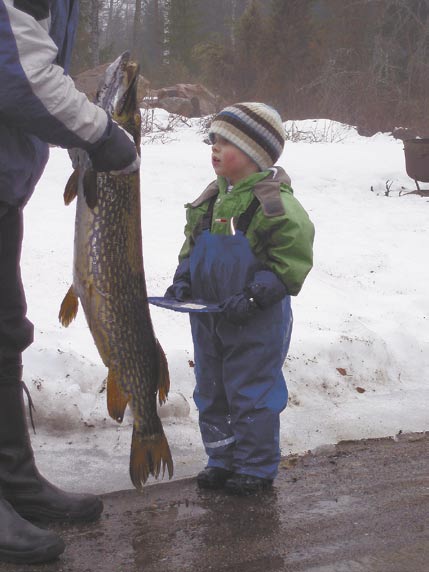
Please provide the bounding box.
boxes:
[196,467,233,490]
[224,473,273,495]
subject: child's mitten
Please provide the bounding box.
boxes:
[244,270,287,309]
[220,293,258,325]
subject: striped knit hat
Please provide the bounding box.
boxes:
[208,102,286,171]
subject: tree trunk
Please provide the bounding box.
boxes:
[132,0,142,59]
[230,0,237,49]
[90,0,99,67]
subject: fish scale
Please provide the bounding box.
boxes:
[59,52,173,489]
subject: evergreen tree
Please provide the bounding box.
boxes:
[193,39,235,98]
[140,0,166,79]
[234,0,266,99]
[191,0,253,99]
[71,0,100,73]
[164,0,201,78]
[264,0,316,114]
[132,0,143,60]
[196,0,250,45]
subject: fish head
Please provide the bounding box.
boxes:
[95,51,141,152]
[113,59,141,152]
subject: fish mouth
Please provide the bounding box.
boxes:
[116,60,139,117]
[95,51,139,118]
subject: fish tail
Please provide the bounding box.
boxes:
[156,339,170,405]
[107,367,129,423]
[58,286,79,326]
[130,428,174,490]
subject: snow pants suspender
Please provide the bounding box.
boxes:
[198,194,261,235]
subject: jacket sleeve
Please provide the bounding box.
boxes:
[178,203,207,261]
[0,0,109,152]
[259,193,315,296]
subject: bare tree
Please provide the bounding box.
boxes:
[132,0,143,58]
[90,0,100,67]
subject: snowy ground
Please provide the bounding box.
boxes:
[20,111,429,494]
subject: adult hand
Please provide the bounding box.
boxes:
[109,129,140,175]
[89,119,139,174]
[68,129,140,175]
[110,154,140,176]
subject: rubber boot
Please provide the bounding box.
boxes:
[224,473,273,496]
[0,359,103,524]
[0,492,65,564]
[196,467,233,490]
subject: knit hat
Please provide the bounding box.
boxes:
[208,102,286,171]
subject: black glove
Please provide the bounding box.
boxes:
[164,258,192,301]
[221,270,286,325]
[244,270,287,309]
[88,118,139,173]
[220,293,259,325]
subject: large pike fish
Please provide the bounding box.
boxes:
[58,52,173,489]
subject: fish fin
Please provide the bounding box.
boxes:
[58,286,79,326]
[107,368,129,423]
[129,429,174,490]
[156,339,170,405]
[64,169,79,205]
[83,169,98,209]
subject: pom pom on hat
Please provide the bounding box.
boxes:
[209,102,286,171]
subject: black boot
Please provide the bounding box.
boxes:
[0,492,65,564]
[196,467,234,490]
[0,360,103,524]
[224,473,273,496]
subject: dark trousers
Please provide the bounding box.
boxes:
[0,203,33,364]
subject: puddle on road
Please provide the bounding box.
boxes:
[132,498,207,526]
[131,491,286,571]
[131,499,208,569]
[306,494,359,516]
[301,555,390,571]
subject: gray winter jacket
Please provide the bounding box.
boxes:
[0,0,135,206]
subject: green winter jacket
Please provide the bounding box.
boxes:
[178,166,315,296]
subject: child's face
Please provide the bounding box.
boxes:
[211,135,259,184]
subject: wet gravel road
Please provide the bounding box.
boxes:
[1,432,427,572]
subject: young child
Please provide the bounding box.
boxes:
[165,102,314,495]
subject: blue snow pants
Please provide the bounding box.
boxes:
[189,228,293,480]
